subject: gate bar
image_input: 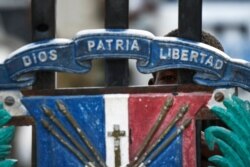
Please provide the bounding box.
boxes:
[178,0,202,166]
[105,0,129,86]
[178,0,202,84]
[179,0,202,41]
[31,0,56,89]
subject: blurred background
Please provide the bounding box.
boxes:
[0,0,250,166]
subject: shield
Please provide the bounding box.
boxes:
[22,93,211,167]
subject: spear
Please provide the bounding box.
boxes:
[130,97,173,166]
[41,119,95,167]
[56,100,107,167]
[41,105,99,167]
[131,104,189,167]
[138,119,192,166]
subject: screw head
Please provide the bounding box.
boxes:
[214,92,224,102]
[4,96,15,106]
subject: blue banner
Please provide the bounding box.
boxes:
[0,29,249,91]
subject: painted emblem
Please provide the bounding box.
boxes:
[0,29,249,91]
[21,93,210,167]
[0,29,249,167]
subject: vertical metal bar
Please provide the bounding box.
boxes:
[105,0,129,86]
[32,125,37,167]
[178,0,202,83]
[196,120,202,167]
[179,0,202,41]
[31,0,56,89]
[178,0,202,165]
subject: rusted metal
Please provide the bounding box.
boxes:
[4,96,15,106]
[214,92,224,102]
[196,107,218,120]
[108,125,126,167]
[22,85,213,96]
[7,116,35,126]
[7,116,36,167]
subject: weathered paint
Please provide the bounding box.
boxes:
[22,96,106,167]
[104,94,129,167]
[22,93,211,167]
[129,93,211,167]
[0,29,249,91]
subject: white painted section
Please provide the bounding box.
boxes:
[11,126,32,166]
[104,94,129,167]
[75,29,154,39]
[7,38,72,60]
[207,88,250,109]
[0,90,27,116]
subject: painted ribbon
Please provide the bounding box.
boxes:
[0,29,249,90]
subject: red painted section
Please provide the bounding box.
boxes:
[129,93,211,166]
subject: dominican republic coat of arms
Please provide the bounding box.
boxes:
[0,27,249,167]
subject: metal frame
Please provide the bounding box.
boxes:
[10,0,217,167]
[31,0,56,89]
[105,0,129,86]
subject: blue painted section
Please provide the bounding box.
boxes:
[0,65,33,89]
[0,29,249,91]
[145,39,225,77]
[22,95,105,167]
[148,127,182,167]
[0,39,89,89]
[194,62,250,91]
[75,30,151,61]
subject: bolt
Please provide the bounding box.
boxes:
[4,96,15,106]
[214,92,224,102]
